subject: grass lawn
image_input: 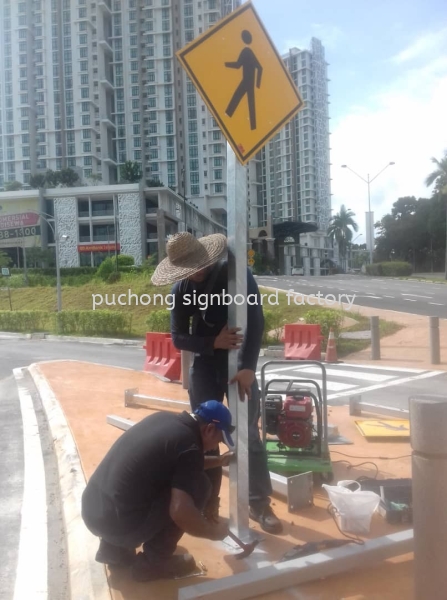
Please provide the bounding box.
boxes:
[0,275,403,356]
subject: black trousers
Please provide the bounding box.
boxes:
[82,474,211,559]
[188,357,272,505]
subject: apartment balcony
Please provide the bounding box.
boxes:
[103,155,118,166]
[98,0,112,15]
[101,114,116,129]
[99,76,114,92]
[99,38,113,55]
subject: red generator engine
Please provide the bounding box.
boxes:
[265,393,314,448]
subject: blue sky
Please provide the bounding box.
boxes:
[252,0,447,242]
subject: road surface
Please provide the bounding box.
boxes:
[255,274,447,318]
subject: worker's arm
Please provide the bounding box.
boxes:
[238,268,264,371]
[204,451,234,470]
[170,488,228,540]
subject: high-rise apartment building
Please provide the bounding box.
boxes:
[0,2,331,273]
[0,0,241,229]
[249,38,333,275]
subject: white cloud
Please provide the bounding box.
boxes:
[391,27,447,64]
[330,30,447,243]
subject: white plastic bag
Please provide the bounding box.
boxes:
[322,480,381,535]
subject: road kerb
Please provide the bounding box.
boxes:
[28,363,111,600]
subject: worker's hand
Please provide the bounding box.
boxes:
[219,451,235,466]
[214,325,243,350]
[208,521,230,541]
[229,369,255,401]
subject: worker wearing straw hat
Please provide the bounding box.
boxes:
[151,232,282,535]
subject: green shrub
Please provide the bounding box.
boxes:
[0,310,52,332]
[96,257,115,281]
[146,309,171,333]
[365,262,412,277]
[380,261,413,276]
[112,254,135,267]
[107,271,121,284]
[3,274,27,288]
[304,308,344,344]
[10,266,97,277]
[56,310,132,336]
[365,263,382,276]
[119,265,143,274]
[262,309,285,345]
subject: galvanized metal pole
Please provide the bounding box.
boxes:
[429,316,440,365]
[370,316,380,360]
[409,395,447,600]
[226,142,249,539]
[181,350,191,390]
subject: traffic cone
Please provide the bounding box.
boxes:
[325,328,338,363]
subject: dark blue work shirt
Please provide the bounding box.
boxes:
[170,260,264,373]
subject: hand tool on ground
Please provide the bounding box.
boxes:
[227,530,263,559]
[277,539,352,563]
[174,561,208,579]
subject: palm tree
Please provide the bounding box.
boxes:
[327,205,359,271]
[425,151,447,279]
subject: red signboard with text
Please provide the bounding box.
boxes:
[78,244,121,253]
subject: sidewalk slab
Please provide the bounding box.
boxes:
[341,307,447,371]
[32,360,415,599]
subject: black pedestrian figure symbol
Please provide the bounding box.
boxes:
[225,30,263,131]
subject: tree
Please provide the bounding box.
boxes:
[4,181,23,191]
[87,173,102,186]
[327,205,358,271]
[120,161,142,183]
[25,247,55,268]
[0,250,12,268]
[375,196,445,272]
[29,173,47,189]
[425,151,447,279]
[58,168,80,187]
[147,178,164,187]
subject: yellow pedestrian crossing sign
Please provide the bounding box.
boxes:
[176,1,304,165]
[248,249,255,258]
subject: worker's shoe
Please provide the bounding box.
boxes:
[95,539,136,568]
[203,496,220,523]
[131,552,196,582]
[249,503,283,534]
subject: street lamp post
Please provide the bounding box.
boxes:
[341,162,395,265]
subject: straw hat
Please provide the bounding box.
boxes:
[151,232,227,286]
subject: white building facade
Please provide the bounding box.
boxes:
[249,39,334,275]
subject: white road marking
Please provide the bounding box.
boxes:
[366,296,382,299]
[429,303,444,306]
[327,370,443,401]
[402,294,433,299]
[404,299,417,302]
[260,372,356,392]
[341,362,426,373]
[297,366,394,382]
[13,368,47,600]
[383,295,395,298]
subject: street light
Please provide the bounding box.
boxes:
[27,210,67,312]
[341,162,395,265]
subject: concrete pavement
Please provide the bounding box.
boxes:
[21,360,414,600]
